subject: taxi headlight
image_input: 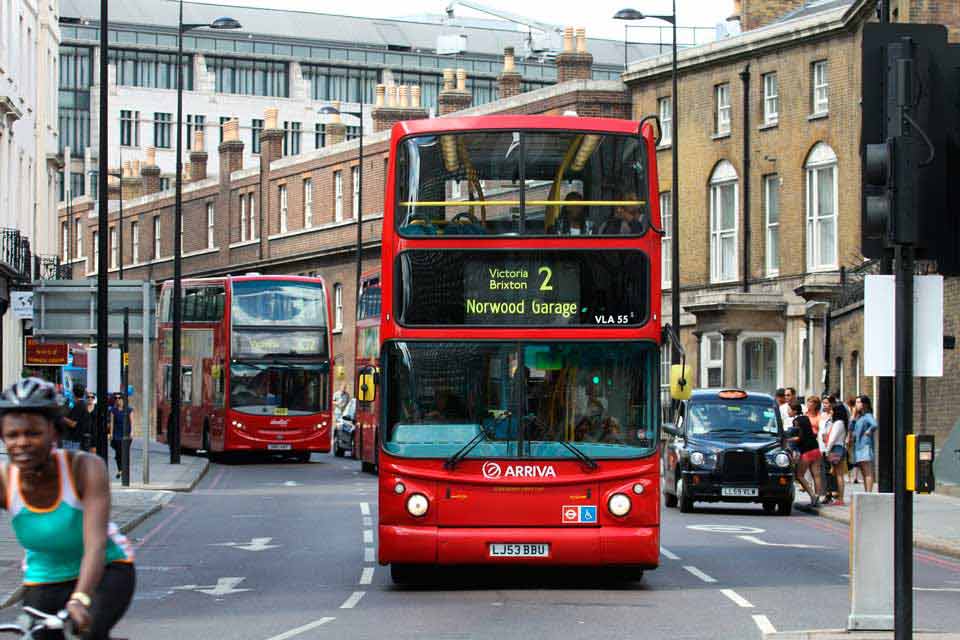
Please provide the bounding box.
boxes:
[690,451,705,466]
[406,493,429,517]
[608,493,632,517]
[774,452,791,468]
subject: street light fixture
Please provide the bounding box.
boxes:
[169,0,241,464]
[615,4,680,372]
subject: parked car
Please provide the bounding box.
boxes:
[333,399,357,458]
[662,389,795,515]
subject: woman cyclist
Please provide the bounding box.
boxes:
[0,378,135,639]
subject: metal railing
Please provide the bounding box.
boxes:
[837,259,879,309]
[0,227,31,281]
[34,255,72,280]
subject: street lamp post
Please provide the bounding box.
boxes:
[169,0,241,464]
[615,4,679,367]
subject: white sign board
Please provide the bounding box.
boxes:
[863,275,943,377]
[10,291,33,320]
[86,348,122,395]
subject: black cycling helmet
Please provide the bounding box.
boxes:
[0,377,66,422]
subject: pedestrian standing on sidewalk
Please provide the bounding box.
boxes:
[818,395,835,502]
[60,384,89,451]
[774,388,787,420]
[788,402,824,506]
[108,394,133,480]
[825,394,849,506]
[83,391,99,452]
[0,378,136,638]
[851,395,878,493]
[846,395,861,484]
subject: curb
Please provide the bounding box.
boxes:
[766,630,960,639]
[112,458,209,493]
[0,501,164,610]
[795,501,960,561]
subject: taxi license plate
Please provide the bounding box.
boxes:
[489,543,549,558]
[722,487,758,497]
[267,444,292,451]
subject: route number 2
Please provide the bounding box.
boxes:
[538,266,553,291]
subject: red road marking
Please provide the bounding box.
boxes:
[135,504,185,549]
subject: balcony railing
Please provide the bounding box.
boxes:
[34,255,72,281]
[837,260,879,309]
[0,227,31,282]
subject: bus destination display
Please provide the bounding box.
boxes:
[464,259,580,325]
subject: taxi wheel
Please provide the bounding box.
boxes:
[762,501,777,515]
[677,478,694,513]
[777,499,793,516]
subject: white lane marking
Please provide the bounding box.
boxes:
[752,614,777,635]
[660,546,680,560]
[688,524,765,534]
[360,502,371,516]
[363,529,373,544]
[340,591,365,609]
[364,547,375,563]
[263,618,335,640]
[360,567,374,585]
[737,535,829,550]
[683,566,717,583]
[363,516,373,527]
[915,587,960,592]
[720,589,754,608]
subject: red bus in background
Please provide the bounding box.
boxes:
[367,114,674,583]
[156,275,333,461]
[354,272,381,472]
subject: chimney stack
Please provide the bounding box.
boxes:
[120,160,143,200]
[218,119,244,183]
[556,26,593,82]
[142,146,161,195]
[497,46,522,100]
[107,172,121,201]
[324,100,347,147]
[372,83,429,133]
[438,68,472,116]
[260,107,284,160]
[736,1,804,31]
[189,129,208,182]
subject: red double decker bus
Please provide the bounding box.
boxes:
[366,114,673,582]
[354,271,381,471]
[156,275,333,461]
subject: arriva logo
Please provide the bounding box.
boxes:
[481,462,557,479]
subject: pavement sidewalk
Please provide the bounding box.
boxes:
[767,631,960,639]
[0,441,209,610]
[795,482,960,560]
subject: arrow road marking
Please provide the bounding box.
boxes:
[172,577,251,596]
[737,535,830,550]
[263,617,335,640]
[212,537,280,551]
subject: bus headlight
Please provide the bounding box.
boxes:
[608,493,632,517]
[774,452,791,468]
[406,493,429,517]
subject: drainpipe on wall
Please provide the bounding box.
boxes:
[740,64,751,293]
[823,302,832,395]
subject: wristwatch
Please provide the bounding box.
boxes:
[69,591,92,608]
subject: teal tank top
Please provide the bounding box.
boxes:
[5,450,132,585]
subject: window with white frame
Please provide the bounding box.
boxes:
[61,222,69,261]
[701,334,724,388]
[739,334,782,393]
[120,110,140,147]
[658,96,672,144]
[334,170,343,222]
[352,166,360,219]
[811,60,828,115]
[660,191,672,286]
[279,185,288,233]
[153,216,161,259]
[91,231,98,272]
[207,202,215,248]
[240,193,247,242]
[764,174,780,276]
[109,226,118,269]
[131,221,139,263]
[249,193,257,240]
[304,178,313,228]
[715,83,731,135]
[709,161,738,283]
[75,219,83,258]
[805,143,838,271]
[763,73,778,125]
[334,283,343,331]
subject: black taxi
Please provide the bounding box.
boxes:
[662,389,795,515]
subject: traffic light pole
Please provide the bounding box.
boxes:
[893,244,914,640]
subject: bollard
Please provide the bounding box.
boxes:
[848,492,895,630]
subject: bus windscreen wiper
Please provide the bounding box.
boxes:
[557,438,598,470]
[444,426,491,470]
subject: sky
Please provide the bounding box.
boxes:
[188,0,735,44]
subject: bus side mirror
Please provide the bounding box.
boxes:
[358,372,377,402]
[670,364,693,401]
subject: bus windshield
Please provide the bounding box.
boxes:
[231,280,327,327]
[383,342,656,459]
[230,361,330,416]
[396,131,648,237]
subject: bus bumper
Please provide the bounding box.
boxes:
[228,427,331,453]
[378,525,659,568]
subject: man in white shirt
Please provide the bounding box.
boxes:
[780,387,796,429]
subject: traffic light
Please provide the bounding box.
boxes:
[861,23,960,273]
